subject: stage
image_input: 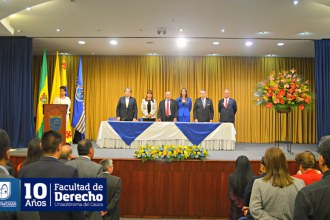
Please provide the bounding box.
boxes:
[10,142,318,161]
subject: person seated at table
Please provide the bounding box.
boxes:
[193,89,214,122]
[176,88,192,122]
[116,87,138,121]
[292,151,322,185]
[141,90,157,121]
[158,91,178,122]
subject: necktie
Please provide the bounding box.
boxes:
[225,99,228,108]
[166,99,169,116]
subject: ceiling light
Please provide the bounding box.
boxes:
[293,0,299,5]
[26,7,32,11]
[177,38,187,48]
[78,40,86,45]
[266,54,276,57]
[147,53,158,56]
[213,41,220,45]
[110,40,117,45]
[245,41,253,47]
[277,42,285,46]
[179,28,183,32]
[221,28,225,33]
[258,31,268,35]
[299,32,310,35]
[17,29,21,33]
[56,28,60,32]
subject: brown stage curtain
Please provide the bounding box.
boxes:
[32,56,315,143]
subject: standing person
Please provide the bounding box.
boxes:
[176,88,192,122]
[141,90,157,121]
[18,130,84,220]
[292,151,322,185]
[218,89,237,123]
[116,87,138,121]
[228,155,253,220]
[53,86,71,125]
[249,147,305,220]
[293,136,330,220]
[193,89,214,122]
[99,159,121,220]
[158,91,178,122]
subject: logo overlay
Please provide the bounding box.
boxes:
[0,178,20,211]
[21,178,106,211]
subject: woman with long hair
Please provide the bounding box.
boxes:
[250,147,305,219]
[176,88,192,122]
[228,155,253,220]
[16,137,42,172]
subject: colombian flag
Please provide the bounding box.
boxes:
[36,50,48,138]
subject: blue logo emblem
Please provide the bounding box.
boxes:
[50,116,62,130]
[75,86,84,102]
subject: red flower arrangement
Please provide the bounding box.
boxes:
[255,69,313,111]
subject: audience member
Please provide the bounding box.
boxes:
[228,155,253,220]
[293,136,330,219]
[17,137,42,172]
[0,129,41,220]
[58,143,73,163]
[99,159,121,220]
[242,157,267,219]
[292,151,322,185]
[249,147,305,220]
[66,139,102,220]
[18,130,83,220]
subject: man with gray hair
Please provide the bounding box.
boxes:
[218,89,237,123]
[158,91,178,122]
[99,159,121,220]
[58,143,72,163]
[116,87,138,121]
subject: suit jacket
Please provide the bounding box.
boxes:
[18,157,84,220]
[116,96,138,121]
[157,99,178,121]
[293,170,330,220]
[141,99,157,118]
[101,172,121,220]
[193,98,214,122]
[250,177,304,220]
[66,156,102,178]
[176,97,192,117]
[218,98,237,123]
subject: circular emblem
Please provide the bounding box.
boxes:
[75,86,84,102]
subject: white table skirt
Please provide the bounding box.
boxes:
[96,121,236,150]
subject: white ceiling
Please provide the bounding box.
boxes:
[1,0,330,57]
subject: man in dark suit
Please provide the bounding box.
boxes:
[116,87,138,121]
[218,89,237,123]
[66,139,103,220]
[158,91,178,122]
[18,130,83,220]
[99,159,121,220]
[193,89,214,122]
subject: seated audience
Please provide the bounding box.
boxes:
[249,147,305,220]
[18,130,84,220]
[17,137,42,172]
[99,159,121,220]
[0,129,41,220]
[293,136,330,219]
[293,151,322,185]
[242,157,267,220]
[58,143,73,163]
[228,155,253,220]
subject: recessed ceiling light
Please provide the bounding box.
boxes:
[245,41,253,47]
[277,42,285,46]
[179,28,183,32]
[213,41,220,45]
[26,7,32,11]
[258,31,268,35]
[299,31,310,35]
[17,29,21,33]
[177,38,187,48]
[147,52,158,56]
[293,0,299,5]
[56,28,60,32]
[110,40,117,45]
[221,28,225,33]
[78,40,86,45]
[266,54,276,57]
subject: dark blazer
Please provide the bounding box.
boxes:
[101,172,121,220]
[66,156,102,178]
[193,98,214,122]
[116,96,138,121]
[157,99,178,121]
[218,98,237,123]
[18,157,84,220]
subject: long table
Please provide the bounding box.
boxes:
[97,121,236,150]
